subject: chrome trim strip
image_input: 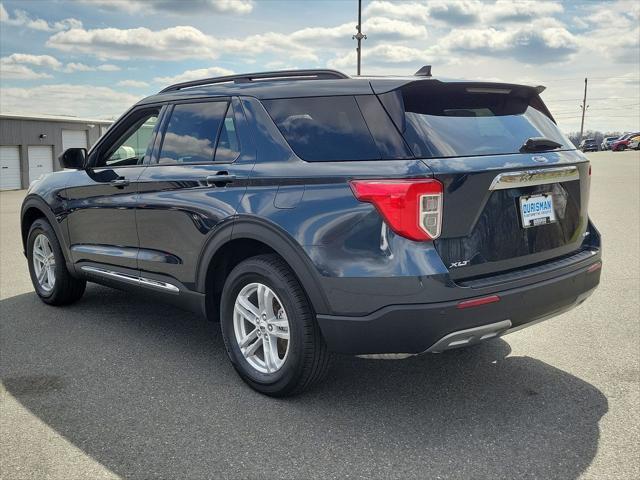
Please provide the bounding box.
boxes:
[489,166,579,190]
[80,266,180,293]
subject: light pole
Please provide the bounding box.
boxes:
[352,0,367,75]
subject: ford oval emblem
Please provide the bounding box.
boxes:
[532,156,548,163]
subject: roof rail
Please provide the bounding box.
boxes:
[159,69,350,93]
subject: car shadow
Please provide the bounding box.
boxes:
[1,285,607,480]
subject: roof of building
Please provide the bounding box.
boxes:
[0,113,114,124]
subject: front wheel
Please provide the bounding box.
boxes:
[220,254,331,396]
[27,218,86,305]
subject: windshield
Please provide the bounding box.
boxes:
[387,82,574,158]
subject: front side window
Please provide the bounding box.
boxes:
[158,101,230,164]
[101,109,159,167]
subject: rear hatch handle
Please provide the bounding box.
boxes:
[520,137,563,153]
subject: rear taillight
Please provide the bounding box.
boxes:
[349,179,443,241]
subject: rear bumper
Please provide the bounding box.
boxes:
[317,254,601,355]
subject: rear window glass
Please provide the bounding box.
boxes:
[263,96,380,161]
[388,83,573,158]
[159,101,228,164]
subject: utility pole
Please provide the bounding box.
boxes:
[352,0,367,75]
[579,77,588,140]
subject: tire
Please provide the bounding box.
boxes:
[27,218,86,305]
[220,254,331,397]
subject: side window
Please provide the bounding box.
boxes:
[263,96,380,161]
[101,109,160,167]
[158,101,228,164]
[214,104,241,162]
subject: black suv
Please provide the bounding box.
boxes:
[21,68,602,396]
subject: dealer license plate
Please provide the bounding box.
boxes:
[519,194,556,228]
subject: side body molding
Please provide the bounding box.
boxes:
[196,216,331,315]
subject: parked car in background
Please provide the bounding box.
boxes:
[579,138,598,152]
[601,136,619,150]
[20,68,602,396]
[628,135,640,150]
[612,132,640,151]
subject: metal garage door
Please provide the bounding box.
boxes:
[62,129,88,151]
[0,146,21,190]
[27,146,53,183]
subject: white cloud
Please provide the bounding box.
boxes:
[80,0,253,15]
[1,53,62,69]
[0,84,141,118]
[117,80,150,88]
[440,21,579,63]
[47,25,318,62]
[364,1,430,22]
[0,2,82,31]
[0,62,52,80]
[47,25,218,61]
[154,66,234,84]
[0,54,61,79]
[63,62,121,73]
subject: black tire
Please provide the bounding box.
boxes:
[27,218,86,305]
[220,254,331,397]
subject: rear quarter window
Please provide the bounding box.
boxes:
[263,96,381,161]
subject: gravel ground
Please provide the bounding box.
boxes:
[1,150,638,480]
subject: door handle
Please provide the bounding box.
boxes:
[109,178,130,188]
[206,174,236,187]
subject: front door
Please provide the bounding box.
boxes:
[64,106,163,269]
[136,97,255,287]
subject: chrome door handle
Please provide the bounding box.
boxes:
[206,174,236,187]
[109,178,130,188]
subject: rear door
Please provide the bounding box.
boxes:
[378,81,590,279]
[135,97,255,287]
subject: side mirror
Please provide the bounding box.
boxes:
[59,148,87,170]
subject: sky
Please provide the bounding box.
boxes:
[1,0,638,134]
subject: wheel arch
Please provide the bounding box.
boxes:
[20,195,72,265]
[197,216,330,320]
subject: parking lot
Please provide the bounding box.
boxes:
[1,150,638,480]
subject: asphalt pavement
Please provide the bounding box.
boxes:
[1,150,638,480]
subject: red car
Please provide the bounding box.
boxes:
[611,132,640,151]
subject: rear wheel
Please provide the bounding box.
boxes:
[220,254,331,396]
[27,219,86,305]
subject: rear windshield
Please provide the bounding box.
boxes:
[384,82,574,158]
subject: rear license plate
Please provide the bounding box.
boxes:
[519,194,556,228]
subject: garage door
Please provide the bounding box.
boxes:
[62,129,88,151]
[0,146,21,190]
[27,146,53,183]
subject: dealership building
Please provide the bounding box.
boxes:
[0,113,113,190]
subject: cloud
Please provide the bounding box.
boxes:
[117,80,150,88]
[0,2,82,31]
[0,54,61,79]
[153,66,234,85]
[364,1,430,22]
[47,25,318,62]
[47,26,218,61]
[80,0,253,15]
[63,62,121,73]
[1,53,62,69]
[485,0,564,23]
[441,21,579,63]
[0,84,140,118]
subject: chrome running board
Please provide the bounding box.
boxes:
[489,166,579,190]
[80,266,180,293]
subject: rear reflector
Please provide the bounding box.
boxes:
[349,178,443,241]
[457,295,501,309]
[587,262,602,273]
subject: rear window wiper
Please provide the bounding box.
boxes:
[521,137,563,152]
